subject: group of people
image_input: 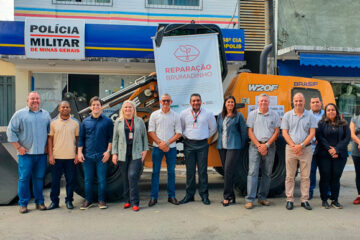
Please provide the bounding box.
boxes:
[6,91,360,214]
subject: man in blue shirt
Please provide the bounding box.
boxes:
[78,96,113,210]
[309,97,324,200]
[7,91,51,214]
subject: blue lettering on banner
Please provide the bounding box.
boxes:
[294,82,318,87]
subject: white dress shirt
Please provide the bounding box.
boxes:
[180,107,217,140]
[148,109,182,148]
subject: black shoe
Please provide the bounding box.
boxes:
[66,201,74,210]
[202,197,211,205]
[168,197,179,205]
[331,200,343,209]
[148,198,157,207]
[301,201,312,210]
[179,195,194,204]
[286,201,294,210]
[308,191,313,200]
[322,200,330,209]
[229,196,236,204]
[222,199,230,207]
[47,202,59,210]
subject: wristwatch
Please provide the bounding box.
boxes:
[107,150,111,154]
[265,143,270,148]
[300,143,305,149]
[166,141,170,146]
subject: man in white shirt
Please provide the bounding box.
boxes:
[179,93,217,205]
[148,94,182,207]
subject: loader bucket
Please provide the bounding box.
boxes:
[0,129,18,205]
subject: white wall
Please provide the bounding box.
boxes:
[14,0,239,28]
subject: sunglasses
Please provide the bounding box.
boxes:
[161,99,171,103]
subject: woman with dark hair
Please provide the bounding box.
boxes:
[315,103,350,209]
[217,95,247,206]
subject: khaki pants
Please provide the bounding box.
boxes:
[285,145,313,202]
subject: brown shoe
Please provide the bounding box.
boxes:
[258,200,270,206]
[80,200,94,210]
[168,197,179,205]
[19,206,28,214]
[36,204,47,211]
[245,202,253,209]
[98,201,108,209]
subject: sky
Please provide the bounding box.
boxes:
[0,0,14,21]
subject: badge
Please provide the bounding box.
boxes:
[129,132,133,139]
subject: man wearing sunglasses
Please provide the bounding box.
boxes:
[179,93,217,205]
[148,94,182,207]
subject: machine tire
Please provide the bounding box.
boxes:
[233,136,286,197]
[75,161,125,202]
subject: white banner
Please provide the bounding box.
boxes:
[153,33,223,115]
[25,18,85,60]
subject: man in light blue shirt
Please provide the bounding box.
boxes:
[7,91,50,214]
[309,97,324,200]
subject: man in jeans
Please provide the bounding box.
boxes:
[245,93,280,209]
[148,93,182,207]
[78,96,113,210]
[47,101,79,210]
[281,93,317,210]
[309,97,324,200]
[7,91,51,214]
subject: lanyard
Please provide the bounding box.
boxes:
[125,118,134,132]
[191,109,201,123]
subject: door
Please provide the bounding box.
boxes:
[68,74,99,104]
[0,76,15,126]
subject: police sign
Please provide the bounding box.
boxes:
[25,18,85,59]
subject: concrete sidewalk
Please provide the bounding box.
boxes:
[1,170,359,240]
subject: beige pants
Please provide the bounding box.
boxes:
[285,145,313,202]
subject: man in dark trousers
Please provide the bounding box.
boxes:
[47,101,79,210]
[179,93,217,205]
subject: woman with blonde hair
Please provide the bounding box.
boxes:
[112,100,148,211]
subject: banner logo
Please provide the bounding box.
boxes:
[174,45,200,62]
[248,84,279,92]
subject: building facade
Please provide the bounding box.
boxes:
[276,0,360,119]
[0,0,254,123]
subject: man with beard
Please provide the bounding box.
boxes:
[179,93,217,205]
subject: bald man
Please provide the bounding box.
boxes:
[47,101,80,210]
[7,91,51,214]
[281,93,317,211]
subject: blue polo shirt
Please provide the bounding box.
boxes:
[7,107,50,154]
[78,114,113,158]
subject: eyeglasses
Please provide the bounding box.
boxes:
[161,99,171,103]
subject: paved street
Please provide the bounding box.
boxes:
[1,170,360,240]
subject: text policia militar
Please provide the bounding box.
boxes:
[29,24,80,53]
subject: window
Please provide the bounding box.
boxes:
[146,0,202,10]
[53,0,113,7]
[332,82,360,122]
[291,88,322,110]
